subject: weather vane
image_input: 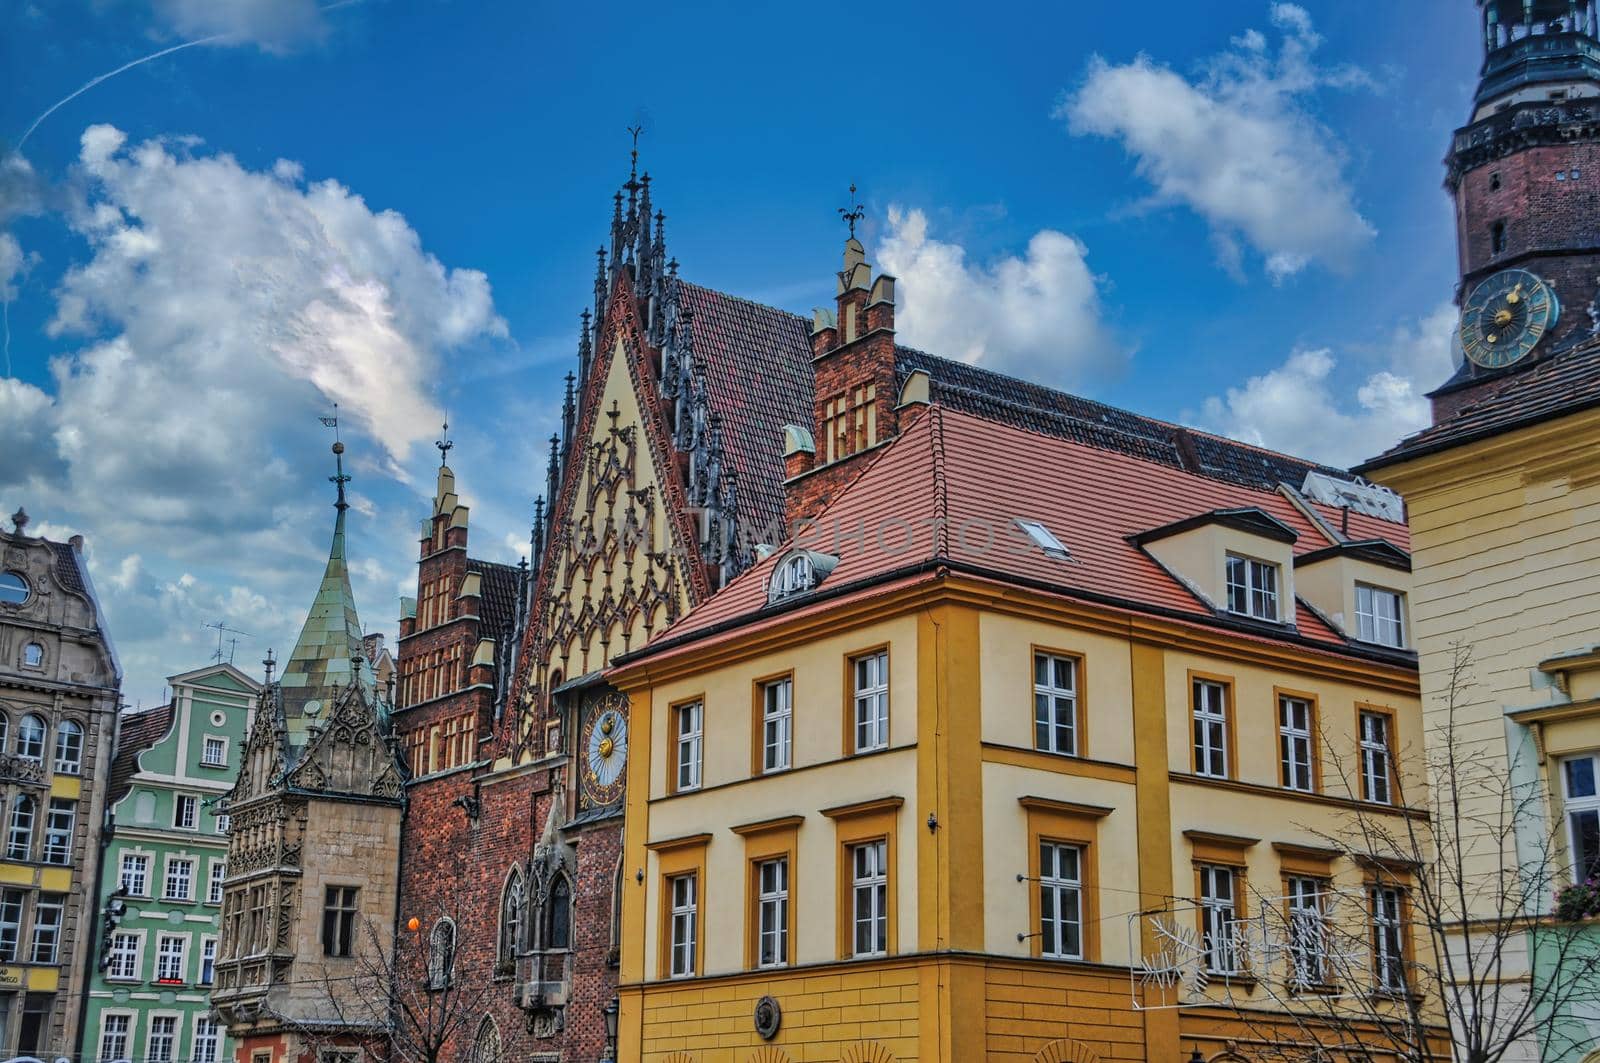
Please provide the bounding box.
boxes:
[627,123,644,173]
[435,419,453,466]
[322,404,350,510]
[319,402,341,441]
[838,182,865,238]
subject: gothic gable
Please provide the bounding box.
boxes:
[228,687,286,806]
[285,682,404,802]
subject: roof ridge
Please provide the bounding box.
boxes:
[678,280,810,325]
[929,405,950,557]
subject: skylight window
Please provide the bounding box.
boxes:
[1015,519,1071,561]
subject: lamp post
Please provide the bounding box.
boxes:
[601,997,619,1062]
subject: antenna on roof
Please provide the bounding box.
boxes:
[204,620,253,664]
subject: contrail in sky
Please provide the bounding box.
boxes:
[16,0,367,149]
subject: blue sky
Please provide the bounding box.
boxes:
[0,0,1479,706]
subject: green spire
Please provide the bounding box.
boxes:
[278,442,368,753]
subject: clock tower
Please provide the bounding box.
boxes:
[1440,0,1600,415]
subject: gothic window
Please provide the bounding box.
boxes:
[53,720,82,775]
[470,1017,502,1063]
[498,867,525,973]
[545,873,572,950]
[15,714,45,762]
[427,918,456,990]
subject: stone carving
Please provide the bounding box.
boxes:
[753,995,782,1041]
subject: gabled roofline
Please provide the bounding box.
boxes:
[1294,539,1412,573]
[166,661,264,691]
[1129,506,1299,547]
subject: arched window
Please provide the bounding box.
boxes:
[498,867,525,971]
[7,796,34,860]
[469,1017,501,1063]
[769,552,814,601]
[0,572,28,606]
[545,873,572,950]
[54,721,82,775]
[427,918,455,990]
[15,715,45,763]
[0,714,11,753]
[21,644,42,669]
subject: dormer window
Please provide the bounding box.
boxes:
[770,554,815,600]
[1225,554,1279,622]
[1355,584,1406,648]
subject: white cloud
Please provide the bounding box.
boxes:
[1,125,508,705]
[875,206,1121,385]
[149,0,331,52]
[1059,3,1375,281]
[1197,302,1457,467]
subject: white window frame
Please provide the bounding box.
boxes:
[1278,696,1314,793]
[755,856,789,970]
[6,795,34,860]
[30,892,63,963]
[43,798,75,865]
[1561,754,1600,885]
[1015,518,1071,560]
[164,856,195,902]
[1193,679,1229,779]
[174,794,200,831]
[1371,885,1407,993]
[1225,553,1280,621]
[215,812,230,835]
[146,1013,179,1063]
[208,859,226,905]
[761,677,792,774]
[201,734,229,767]
[53,720,82,775]
[98,1011,135,1062]
[155,933,187,984]
[668,874,697,979]
[1199,865,1240,975]
[106,930,142,981]
[1360,711,1393,805]
[0,888,25,963]
[1355,584,1406,648]
[853,651,890,754]
[192,1014,223,1063]
[199,935,218,986]
[851,839,889,958]
[674,702,702,793]
[1285,876,1328,988]
[1032,652,1078,757]
[769,552,815,601]
[1039,841,1084,960]
[15,714,45,763]
[121,852,152,897]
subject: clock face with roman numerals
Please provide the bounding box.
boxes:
[1459,268,1559,370]
[580,699,628,806]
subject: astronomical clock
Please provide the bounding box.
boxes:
[578,692,629,808]
[1458,268,1559,370]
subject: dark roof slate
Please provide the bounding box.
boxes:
[1357,339,1600,471]
[46,542,85,597]
[469,558,522,637]
[108,704,176,804]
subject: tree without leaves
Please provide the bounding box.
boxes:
[1203,644,1600,1063]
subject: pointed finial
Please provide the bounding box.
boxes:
[627,123,644,177]
[435,420,453,467]
[9,508,27,535]
[838,182,865,238]
[263,648,277,685]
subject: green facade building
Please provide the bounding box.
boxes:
[82,663,258,1063]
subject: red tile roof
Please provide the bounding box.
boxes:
[108,704,177,804]
[632,405,1410,661]
[1357,338,1600,471]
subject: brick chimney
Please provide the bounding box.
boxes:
[783,237,898,527]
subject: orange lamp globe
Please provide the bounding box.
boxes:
[407,917,420,932]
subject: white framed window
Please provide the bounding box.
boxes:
[853,651,890,754]
[30,892,63,963]
[164,857,194,902]
[174,794,200,830]
[6,795,34,860]
[121,852,151,897]
[756,857,789,969]
[43,799,74,865]
[761,677,792,774]
[208,860,226,904]
[674,702,702,792]
[155,934,186,983]
[21,643,43,669]
[1278,696,1314,792]
[1033,652,1078,756]
[1192,679,1229,779]
[0,889,23,962]
[769,552,815,601]
[1285,877,1328,988]
[15,714,45,762]
[1562,754,1600,884]
[200,936,218,985]
[53,720,82,774]
[1356,584,1406,648]
[1015,518,1071,561]
[106,931,140,980]
[99,1013,133,1062]
[851,839,888,958]
[215,812,230,835]
[1198,865,1240,975]
[1038,841,1083,960]
[194,1016,222,1063]
[1371,885,1406,992]
[1360,711,1393,804]
[1225,553,1280,621]
[668,874,697,979]
[201,735,228,767]
[147,1014,177,1063]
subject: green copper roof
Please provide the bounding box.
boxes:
[279,501,369,753]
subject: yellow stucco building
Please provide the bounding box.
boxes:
[609,367,1443,1061]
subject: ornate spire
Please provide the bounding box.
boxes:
[330,441,350,512]
[839,182,865,238]
[593,248,609,338]
[578,307,593,387]
[561,372,576,455]
[545,433,561,512]
[434,420,453,468]
[262,648,276,685]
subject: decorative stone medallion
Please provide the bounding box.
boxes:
[754,995,782,1040]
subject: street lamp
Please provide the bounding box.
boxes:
[601,997,619,1062]
[1189,1049,1205,1063]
